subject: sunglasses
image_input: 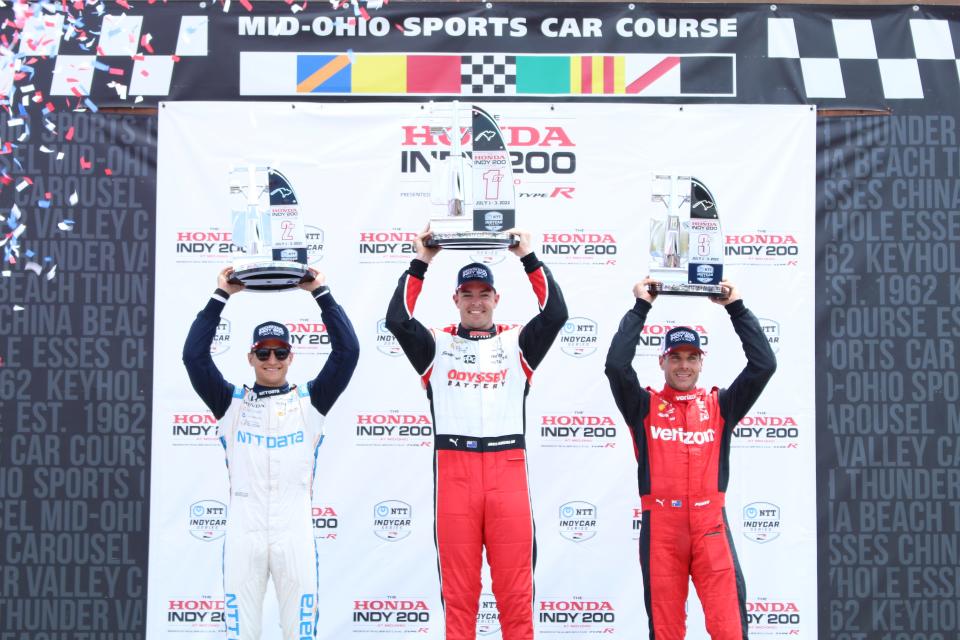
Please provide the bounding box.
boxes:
[252,347,290,361]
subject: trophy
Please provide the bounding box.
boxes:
[425,102,518,249]
[227,165,311,292]
[648,173,726,296]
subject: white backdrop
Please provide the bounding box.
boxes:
[149,102,816,638]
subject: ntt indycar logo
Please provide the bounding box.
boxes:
[476,593,501,636]
[758,318,781,353]
[541,231,618,267]
[355,412,433,448]
[304,225,325,264]
[357,230,417,263]
[635,323,709,357]
[166,596,224,628]
[352,597,431,631]
[559,317,598,358]
[724,232,800,267]
[559,501,598,541]
[211,318,231,356]
[746,599,801,635]
[733,413,799,450]
[538,598,616,631]
[170,412,218,447]
[375,318,403,357]
[743,502,782,543]
[373,500,412,541]
[188,500,227,541]
[539,414,616,449]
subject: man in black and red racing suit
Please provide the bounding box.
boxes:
[385,228,567,640]
[604,277,776,640]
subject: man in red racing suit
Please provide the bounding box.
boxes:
[604,277,776,640]
[385,228,567,640]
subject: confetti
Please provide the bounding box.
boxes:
[58,219,75,230]
[79,156,91,169]
[65,126,74,140]
[13,305,24,311]
[46,264,57,280]
[25,260,41,274]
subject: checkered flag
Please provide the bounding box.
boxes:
[461,54,517,95]
[768,17,959,100]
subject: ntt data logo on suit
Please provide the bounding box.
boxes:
[166,596,224,630]
[559,317,598,357]
[538,597,617,633]
[188,500,227,541]
[539,413,617,449]
[742,502,782,543]
[732,412,800,450]
[169,412,219,447]
[558,501,598,541]
[746,598,802,636]
[476,593,501,636]
[352,596,432,632]
[540,230,618,267]
[355,412,433,447]
[357,230,417,264]
[373,500,412,541]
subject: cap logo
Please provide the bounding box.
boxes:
[257,325,286,338]
[461,267,488,279]
[669,330,697,343]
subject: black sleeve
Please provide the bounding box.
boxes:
[384,259,436,376]
[517,252,568,370]
[182,290,235,420]
[604,298,653,428]
[308,290,361,416]
[717,300,778,427]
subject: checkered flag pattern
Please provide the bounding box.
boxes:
[461,54,517,95]
[768,17,959,100]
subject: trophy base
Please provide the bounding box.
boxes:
[425,231,519,250]
[229,261,310,292]
[649,282,728,297]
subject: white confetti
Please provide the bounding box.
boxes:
[6,118,23,127]
[46,264,57,281]
[24,261,42,275]
[12,225,26,239]
[15,180,29,192]
[56,151,65,161]
[21,84,34,93]
[68,191,79,206]
[13,305,24,311]
[39,145,54,153]
[58,220,75,231]
[1,271,11,278]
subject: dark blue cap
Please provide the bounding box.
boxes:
[662,326,704,355]
[252,321,290,348]
[456,263,495,291]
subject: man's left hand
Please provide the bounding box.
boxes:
[709,279,741,306]
[506,228,533,258]
[299,267,327,292]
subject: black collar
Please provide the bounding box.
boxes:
[457,324,498,340]
[252,383,291,397]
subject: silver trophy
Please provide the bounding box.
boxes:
[228,165,310,292]
[425,102,518,250]
[648,173,726,296]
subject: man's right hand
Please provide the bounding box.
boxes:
[218,267,246,295]
[415,225,442,264]
[633,277,659,304]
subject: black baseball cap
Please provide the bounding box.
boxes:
[456,263,495,291]
[251,321,291,349]
[661,326,704,355]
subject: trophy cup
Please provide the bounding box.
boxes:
[227,165,310,292]
[648,173,726,296]
[425,102,518,250]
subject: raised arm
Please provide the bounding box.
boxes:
[516,252,567,371]
[303,271,360,416]
[384,227,439,378]
[182,268,242,419]
[604,279,658,427]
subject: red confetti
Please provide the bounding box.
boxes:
[45,102,55,112]
[116,0,131,8]
[80,157,91,170]
[359,6,370,20]
[140,69,149,77]
[133,54,145,61]
[65,126,74,140]
[104,168,113,176]
[108,68,124,76]
[44,191,51,199]
[171,55,180,63]
[96,45,105,56]
[239,0,253,10]
[140,35,154,54]
[23,177,33,185]
[70,86,83,98]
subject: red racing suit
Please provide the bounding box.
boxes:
[604,298,776,640]
[386,253,567,640]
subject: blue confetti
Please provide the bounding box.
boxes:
[25,249,35,258]
[38,200,51,208]
[83,98,98,113]
[93,61,110,71]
